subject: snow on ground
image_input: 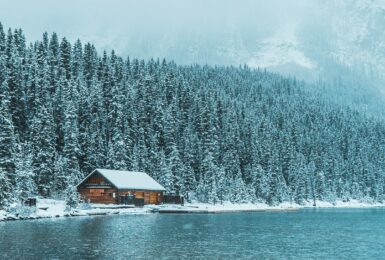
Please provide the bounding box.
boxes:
[0,210,6,221]
[0,199,151,221]
[154,199,385,214]
[34,199,67,218]
[302,199,385,208]
[1,198,385,221]
[153,202,300,213]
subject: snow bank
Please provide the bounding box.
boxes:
[0,210,6,221]
[153,200,385,214]
[0,199,151,222]
[2,199,385,222]
[302,199,385,208]
[34,199,67,218]
[152,202,300,213]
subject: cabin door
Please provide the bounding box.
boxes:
[149,192,158,204]
[144,193,150,204]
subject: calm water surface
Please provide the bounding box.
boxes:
[1,208,385,259]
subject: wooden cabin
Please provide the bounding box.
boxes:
[76,169,166,205]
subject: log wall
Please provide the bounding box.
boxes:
[117,190,163,204]
[78,187,118,204]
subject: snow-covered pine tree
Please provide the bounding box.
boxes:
[0,81,17,185]
[14,144,36,202]
[64,178,81,210]
[158,149,174,193]
[201,151,218,203]
[31,105,56,196]
[107,81,128,170]
[63,80,82,184]
[6,29,26,136]
[52,154,68,195]
[59,37,71,80]
[0,168,12,208]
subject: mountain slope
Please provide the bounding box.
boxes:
[1,25,385,207]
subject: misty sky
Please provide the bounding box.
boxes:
[1,0,382,77]
[0,0,315,58]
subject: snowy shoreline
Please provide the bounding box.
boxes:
[1,199,385,222]
[155,200,385,213]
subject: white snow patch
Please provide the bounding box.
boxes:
[153,199,385,213]
[303,199,385,208]
[248,23,315,69]
[0,199,151,221]
[2,199,385,222]
[0,210,6,221]
[34,199,67,218]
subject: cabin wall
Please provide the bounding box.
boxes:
[118,191,163,205]
[77,173,118,204]
[78,187,118,204]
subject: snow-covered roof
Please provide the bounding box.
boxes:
[78,169,166,191]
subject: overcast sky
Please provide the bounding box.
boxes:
[0,0,314,58]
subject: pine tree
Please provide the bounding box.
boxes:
[315,171,327,201]
[59,37,72,80]
[14,144,37,202]
[250,164,265,202]
[6,29,26,135]
[180,164,196,201]
[167,144,183,194]
[0,22,6,55]
[201,151,218,203]
[52,155,68,194]
[63,80,82,184]
[31,96,56,197]
[0,81,17,184]
[0,168,12,208]
[107,81,128,169]
[48,32,59,89]
[64,179,81,210]
[158,150,174,193]
[216,166,227,204]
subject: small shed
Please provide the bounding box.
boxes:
[76,169,166,205]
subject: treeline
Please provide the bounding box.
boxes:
[1,23,385,207]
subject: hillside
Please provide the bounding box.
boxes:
[1,24,385,207]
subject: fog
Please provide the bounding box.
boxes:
[1,0,384,84]
[0,0,316,58]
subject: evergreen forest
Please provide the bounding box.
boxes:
[1,23,385,207]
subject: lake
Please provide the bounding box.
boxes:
[1,208,384,259]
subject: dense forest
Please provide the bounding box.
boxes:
[1,23,385,208]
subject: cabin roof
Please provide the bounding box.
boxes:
[77,169,166,191]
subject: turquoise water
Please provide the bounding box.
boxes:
[1,208,384,259]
